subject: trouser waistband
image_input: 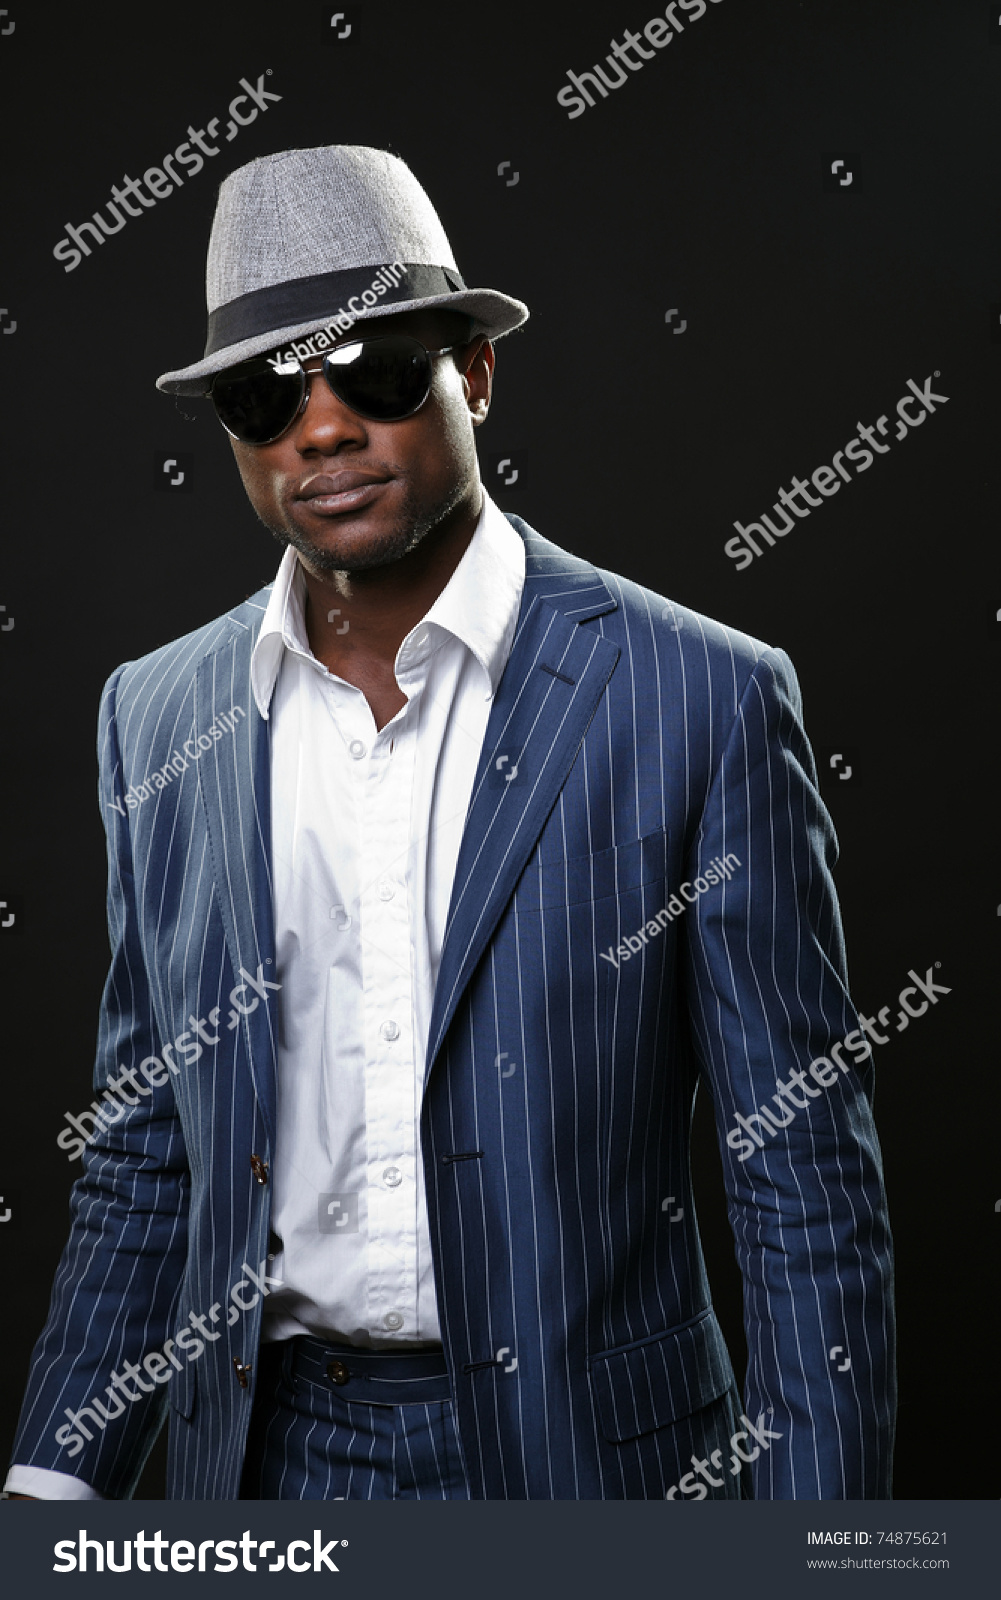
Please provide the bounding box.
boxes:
[274,1334,452,1405]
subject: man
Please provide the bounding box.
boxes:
[6,145,894,1501]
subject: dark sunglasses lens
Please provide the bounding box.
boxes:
[326,336,432,420]
[211,357,303,444]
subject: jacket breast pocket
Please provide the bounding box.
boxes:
[527,827,670,912]
[587,1307,734,1444]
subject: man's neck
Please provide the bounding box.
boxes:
[297,483,482,729]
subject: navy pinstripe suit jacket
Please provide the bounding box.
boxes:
[12,515,895,1499]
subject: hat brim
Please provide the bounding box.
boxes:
[156,287,528,396]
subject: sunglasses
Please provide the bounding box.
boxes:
[209,334,459,445]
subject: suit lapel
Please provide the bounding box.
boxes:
[193,613,278,1147]
[424,521,620,1085]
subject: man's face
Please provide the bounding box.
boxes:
[226,309,494,575]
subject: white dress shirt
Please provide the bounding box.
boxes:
[6,488,525,1497]
[257,487,524,1347]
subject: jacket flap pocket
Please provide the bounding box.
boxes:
[587,1308,733,1444]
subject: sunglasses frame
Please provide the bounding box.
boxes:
[209,334,459,445]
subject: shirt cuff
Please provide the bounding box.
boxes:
[4,1464,104,1500]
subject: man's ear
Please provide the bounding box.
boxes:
[460,337,494,426]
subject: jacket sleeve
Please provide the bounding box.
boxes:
[682,645,896,1499]
[8,666,191,1498]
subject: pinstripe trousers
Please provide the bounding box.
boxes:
[239,1338,471,1500]
[239,1337,753,1500]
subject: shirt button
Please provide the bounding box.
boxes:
[383,1311,404,1331]
[377,881,395,901]
[348,738,366,759]
[383,1165,402,1188]
[379,1019,400,1041]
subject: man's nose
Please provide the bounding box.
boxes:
[293,366,366,451]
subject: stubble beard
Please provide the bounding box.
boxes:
[263,476,471,577]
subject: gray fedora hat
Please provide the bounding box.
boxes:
[156,144,529,396]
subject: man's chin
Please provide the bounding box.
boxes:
[264,481,467,575]
[268,513,422,575]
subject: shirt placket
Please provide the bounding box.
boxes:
[353,707,418,1341]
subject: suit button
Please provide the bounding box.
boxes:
[250,1154,269,1185]
[327,1360,350,1386]
[233,1359,252,1389]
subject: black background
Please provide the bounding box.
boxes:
[0,0,997,1499]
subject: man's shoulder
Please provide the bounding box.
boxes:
[585,556,801,742]
[103,584,273,714]
[602,561,773,663]
[514,516,784,691]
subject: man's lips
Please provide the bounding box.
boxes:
[295,471,391,515]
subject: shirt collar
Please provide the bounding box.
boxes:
[250,487,526,719]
